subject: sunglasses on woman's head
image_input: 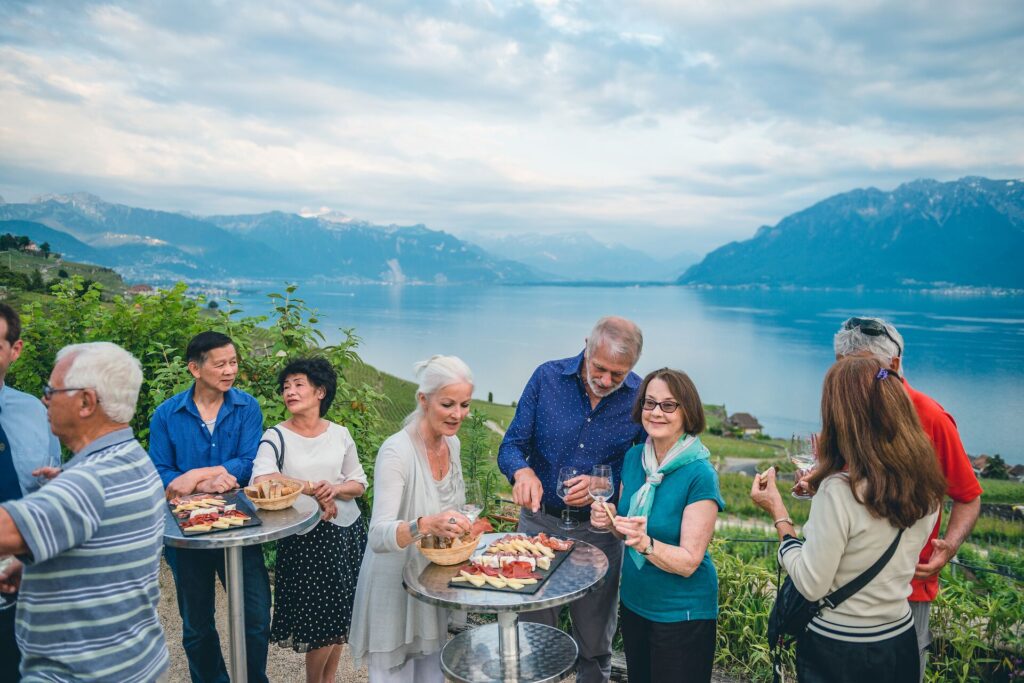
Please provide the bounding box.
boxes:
[842,317,903,358]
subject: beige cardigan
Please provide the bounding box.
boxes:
[349,424,465,669]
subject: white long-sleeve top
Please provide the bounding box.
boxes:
[348,426,465,669]
[779,473,938,643]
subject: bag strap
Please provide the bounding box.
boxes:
[823,528,904,609]
[258,426,287,472]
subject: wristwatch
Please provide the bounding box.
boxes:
[408,517,423,540]
[640,537,655,556]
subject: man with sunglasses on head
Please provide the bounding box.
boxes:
[0,304,60,681]
[833,316,981,683]
[498,316,646,683]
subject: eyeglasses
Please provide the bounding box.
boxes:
[42,384,87,400]
[842,317,903,358]
[642,398,680,413]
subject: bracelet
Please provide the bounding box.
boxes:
[773,517,794,528]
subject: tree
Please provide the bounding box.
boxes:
[40,242,51,258]
[984,454,1010,480]
[28,269,45,292]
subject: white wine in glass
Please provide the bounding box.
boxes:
[460,480,483,524]
[588,465,614,533]
[788,433,818,500]
[556,466,580,530]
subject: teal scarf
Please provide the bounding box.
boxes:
[626,434,710,569]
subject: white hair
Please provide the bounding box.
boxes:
[56,342,143,423]
[586,316,643,365]
[403,355,474,426]
[833,317,906,370]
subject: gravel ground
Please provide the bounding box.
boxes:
[158,559,368,683]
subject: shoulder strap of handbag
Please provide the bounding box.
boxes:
[822,528,904,609]
[258,426,286,471]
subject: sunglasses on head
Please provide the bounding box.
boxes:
[843,317,902,358]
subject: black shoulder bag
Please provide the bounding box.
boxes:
[258,426,286,471]
[769,528,904,681]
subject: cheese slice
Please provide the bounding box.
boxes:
[211,520,231,529]
[188,523,212,532]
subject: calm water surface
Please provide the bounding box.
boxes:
[233,285,1024,465]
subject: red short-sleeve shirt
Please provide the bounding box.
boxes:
[904,380,983,602]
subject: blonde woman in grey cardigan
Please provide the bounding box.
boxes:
[350,355,475,682]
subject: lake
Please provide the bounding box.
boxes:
[232,284,1024,465]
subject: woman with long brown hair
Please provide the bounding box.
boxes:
[750,355,946,682]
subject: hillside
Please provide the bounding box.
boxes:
[679,177,1024,289]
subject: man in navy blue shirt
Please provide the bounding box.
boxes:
[149,331,270,683]
[498,316,645,683]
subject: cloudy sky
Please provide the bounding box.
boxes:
[1,1,1022,255]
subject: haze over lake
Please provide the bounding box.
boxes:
[233,285,1024,466]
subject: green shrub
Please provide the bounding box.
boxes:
[10,279,386,500]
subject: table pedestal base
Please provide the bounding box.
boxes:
[225,546,247,683]
[441,619,577,683]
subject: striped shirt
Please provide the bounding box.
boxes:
[1,428,169,682]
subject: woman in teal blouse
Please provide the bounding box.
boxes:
[591,368,724,683]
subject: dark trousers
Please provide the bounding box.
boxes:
[517,510,623,683]
[796,626,919,683]
[0,601,20,682]
[620,604,716,683]
[165,545,272,683]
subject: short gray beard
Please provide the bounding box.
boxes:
[586,363,624,398]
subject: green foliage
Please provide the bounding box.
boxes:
[984,454,1011,481]
[714,538,794,681]
[9,279,386,494]
[928,547,1024,682]
[979,478,1024,504]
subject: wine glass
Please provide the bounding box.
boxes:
[588,465,614,533]
[788,433,818,500]
[460,480,483,524]
[556,466,580,530]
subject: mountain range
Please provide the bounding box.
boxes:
[0,177,1020,289]
[474,233,699,282]
[679,177,1024,289]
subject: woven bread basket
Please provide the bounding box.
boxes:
[417,535,482,565]
[243,479,304,511]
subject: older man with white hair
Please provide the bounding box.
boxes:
[499,316,646,683]
[0,342,169,682]
[833,316,981,683]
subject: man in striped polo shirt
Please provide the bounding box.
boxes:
[0,342,169,682]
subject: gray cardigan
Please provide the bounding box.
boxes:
[349,425,465,670]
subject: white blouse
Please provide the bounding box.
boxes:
[250,422,368,528]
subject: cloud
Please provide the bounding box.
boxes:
[0,0,1022,254]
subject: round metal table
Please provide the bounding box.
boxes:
[163,493,320,683]
[403,532,609,683]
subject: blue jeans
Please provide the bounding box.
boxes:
[165,545,271,683]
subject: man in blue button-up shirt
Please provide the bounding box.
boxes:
[498,316,645,683]
[0,303,60,682]
[149,331,271,683]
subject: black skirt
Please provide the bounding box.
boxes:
[271,518,368,652]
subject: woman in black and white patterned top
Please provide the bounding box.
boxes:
[251,357,368,683]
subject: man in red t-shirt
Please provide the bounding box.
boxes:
[834,316,982,682]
